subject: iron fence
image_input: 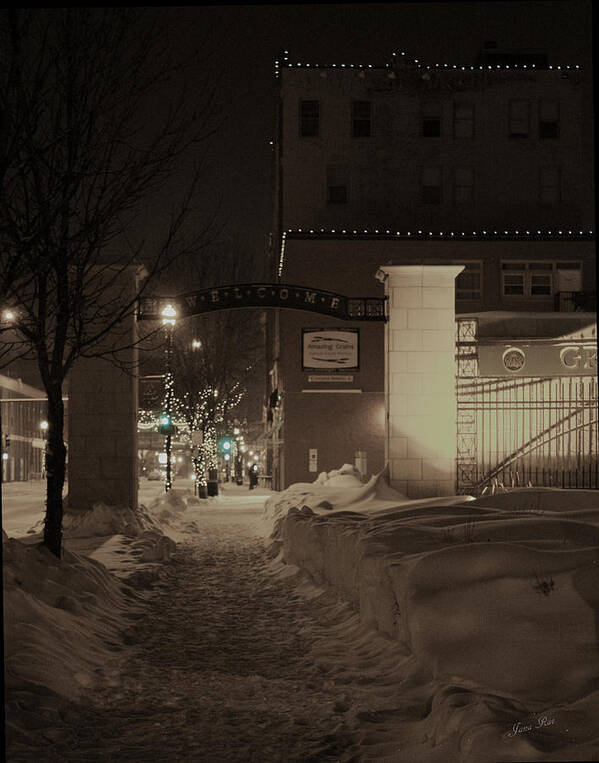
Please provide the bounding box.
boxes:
[456,318,599,494]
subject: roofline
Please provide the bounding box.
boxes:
[278,228,595,276]
[274,49,584,79]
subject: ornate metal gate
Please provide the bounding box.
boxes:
[456,318,599,495]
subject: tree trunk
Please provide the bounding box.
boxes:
[194,447,207,499]
[205,422,218,496]
[43,389,67,558]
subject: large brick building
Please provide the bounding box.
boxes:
[265,42,596,494]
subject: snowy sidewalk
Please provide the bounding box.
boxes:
[6,485,415,762]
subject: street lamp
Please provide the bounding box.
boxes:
[191,339,202,349]
[40,420,49,477]
[161,303,177,492]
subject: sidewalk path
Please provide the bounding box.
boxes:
[19,486,412,762]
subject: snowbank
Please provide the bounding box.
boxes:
[3,529,137,732]
[3,489,192,745]
[269,470,599,758]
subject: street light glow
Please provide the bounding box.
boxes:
[160,303,177,326]
[2,309,15,321]
[192,339,202,349]
[40,420,49,431]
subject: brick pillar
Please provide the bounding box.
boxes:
[67,268,141,510]
[379,265,464,498]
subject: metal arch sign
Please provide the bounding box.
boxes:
[137,283,386,322]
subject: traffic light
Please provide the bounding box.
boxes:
[158,414,176,435]
[217,435,233,453]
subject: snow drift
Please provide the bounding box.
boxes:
[267,466,599,760]
[3,527,139,754]
[3,487,191,747]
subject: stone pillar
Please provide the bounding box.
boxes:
[379,265,464,498]
[67,268,142,510]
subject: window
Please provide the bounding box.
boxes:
[539,99,559,139]
[352,100,371,137]
[529,263,553,295]
[502,261,556,297]
[453,102,474,138]
[456,262,482,300]
[539,167,561,204]
[454,168,474,204]
[422,167,441,204]
[299,100,319,137]
[422,102,441,137]
[327,166,349,204]
[509,99,530,137]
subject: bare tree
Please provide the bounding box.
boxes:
[0,8,220,556]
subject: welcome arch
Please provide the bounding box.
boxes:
[137,283,387,322]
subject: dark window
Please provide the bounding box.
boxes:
[454,168,474,204]
[352,100,371,137]
[530,275,552,295]
[422,103,441,137]
[456,262,482,300]
[328,186,347,204]
[539,99,559,139]
[503,273,525,296]
[327,166,349,204]
[422,167,441,204]
[502,262,555,297]
[454,103,474,138]
[509,99,529,137]
[300,100,319,137]
[423,118,440,137]
[539,167,561,204]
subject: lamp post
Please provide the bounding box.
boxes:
[40,420,48,478]
[160,304,177,493]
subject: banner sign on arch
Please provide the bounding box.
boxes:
[137,283,386,322]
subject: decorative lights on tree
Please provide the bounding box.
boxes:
[161,303,177,493]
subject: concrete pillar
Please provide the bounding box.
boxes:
[379,265,464,498]
[67,268,142,510]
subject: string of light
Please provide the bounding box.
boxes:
[275,50,583,78]
[278,228,594,276]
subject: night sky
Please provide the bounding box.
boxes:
[156,0,591,290]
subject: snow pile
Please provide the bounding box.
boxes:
[270,473,599,759]
[3,529,137,734]
[63,502,163,538]
[3,492,185,748]
[263,463,402,537]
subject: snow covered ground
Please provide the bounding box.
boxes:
[266,465,599,761]
[3,469,599,761]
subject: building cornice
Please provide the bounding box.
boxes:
[278,228,595,277]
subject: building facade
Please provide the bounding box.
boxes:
[0,372,58,483]
[265,43,596,494]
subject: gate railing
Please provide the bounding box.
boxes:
[456,318,599,495]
